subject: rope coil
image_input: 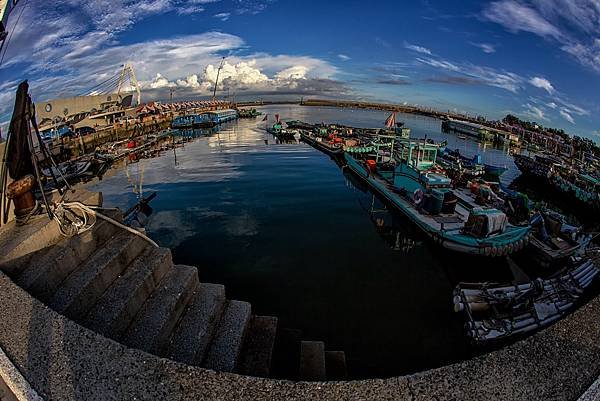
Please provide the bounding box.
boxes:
[51,201,159,248]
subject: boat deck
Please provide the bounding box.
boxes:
[367,170,469,233]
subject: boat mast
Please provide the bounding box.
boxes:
[212,56,226,102]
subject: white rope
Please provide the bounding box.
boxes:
[15,200,40,226]
[51,201,159,248]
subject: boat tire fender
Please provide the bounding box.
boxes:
[413,188,424,205]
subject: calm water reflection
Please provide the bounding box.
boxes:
[88,105,521,378]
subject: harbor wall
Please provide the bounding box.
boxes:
[0,267,597,400]
[35,93,134,123]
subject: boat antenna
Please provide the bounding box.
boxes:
[212,56,226,102]
[0,0,28,67]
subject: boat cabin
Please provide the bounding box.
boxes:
[203,109,238,124]
[271,122,284,133]
[396,140,439,171]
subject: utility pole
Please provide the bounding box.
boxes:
[212,56,226,102]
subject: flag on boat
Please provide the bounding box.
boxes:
[275,114,280,122]
[262,114,268,121]
[384,112,396,128]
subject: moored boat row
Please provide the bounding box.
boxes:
[513,152,600,211]
[171,109,238,129]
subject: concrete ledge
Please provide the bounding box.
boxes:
[578,376,600,401]
[0,346,43,401]
[0,270,598,400]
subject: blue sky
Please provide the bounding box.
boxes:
[0,0,599,141]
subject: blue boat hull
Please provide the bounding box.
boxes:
[344,154,530,256]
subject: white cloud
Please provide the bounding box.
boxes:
[176,74,204,89]
[214,12,230,21]
[547,102,557,109]
[524,103,547,121]
[483,1,564,40]
[338,54,351,61]
[471,43,496,53]
[204,60,269,87]
[416,56,523,92]
[529,76,555,94]
[560,109,575,124]
[274,65,309,81]
[405,43,432,55]
[483,1,600,73]
[177,5,205,15]
[561,39,600,73]
[554,96,589,116]
[148,73,176,89]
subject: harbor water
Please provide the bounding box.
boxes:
[87,105,527,378]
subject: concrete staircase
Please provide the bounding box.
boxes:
[0,189,346,380]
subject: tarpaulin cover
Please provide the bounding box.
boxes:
[6,81,34,180]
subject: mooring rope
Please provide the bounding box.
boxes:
[50,201,159,248]
[14,200,40,226]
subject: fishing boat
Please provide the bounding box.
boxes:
[514,153,600,212]
[266,121,297,139]
[453,254,599,343]
[528,209,584,266]
[436,150,485,180]
[41,159,93,187]
[203,109,238,124]
[286,120,315,130]
[439,148,486,174]
[299,129,344,157]
[550,171,600,210]
[237,108,261,118]
[484,163,508,178]
[171,114,216,129]
[513,154,561,178]
[344,134,530,256]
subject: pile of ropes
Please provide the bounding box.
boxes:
[51,200,158,248]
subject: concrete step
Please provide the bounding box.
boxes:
[0,189,104,277]
[203,300,251,373]
[16,211,122,302]
[82,247,173,339]
[166,283,226,365]
[238,315,278,378]
[271,327,302,380]
[122,264,199,354]
[47,232,147,321]
[325,351,348,381]
[0,216,62,277]
[299,341,326,381]
[271,328,302,380]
